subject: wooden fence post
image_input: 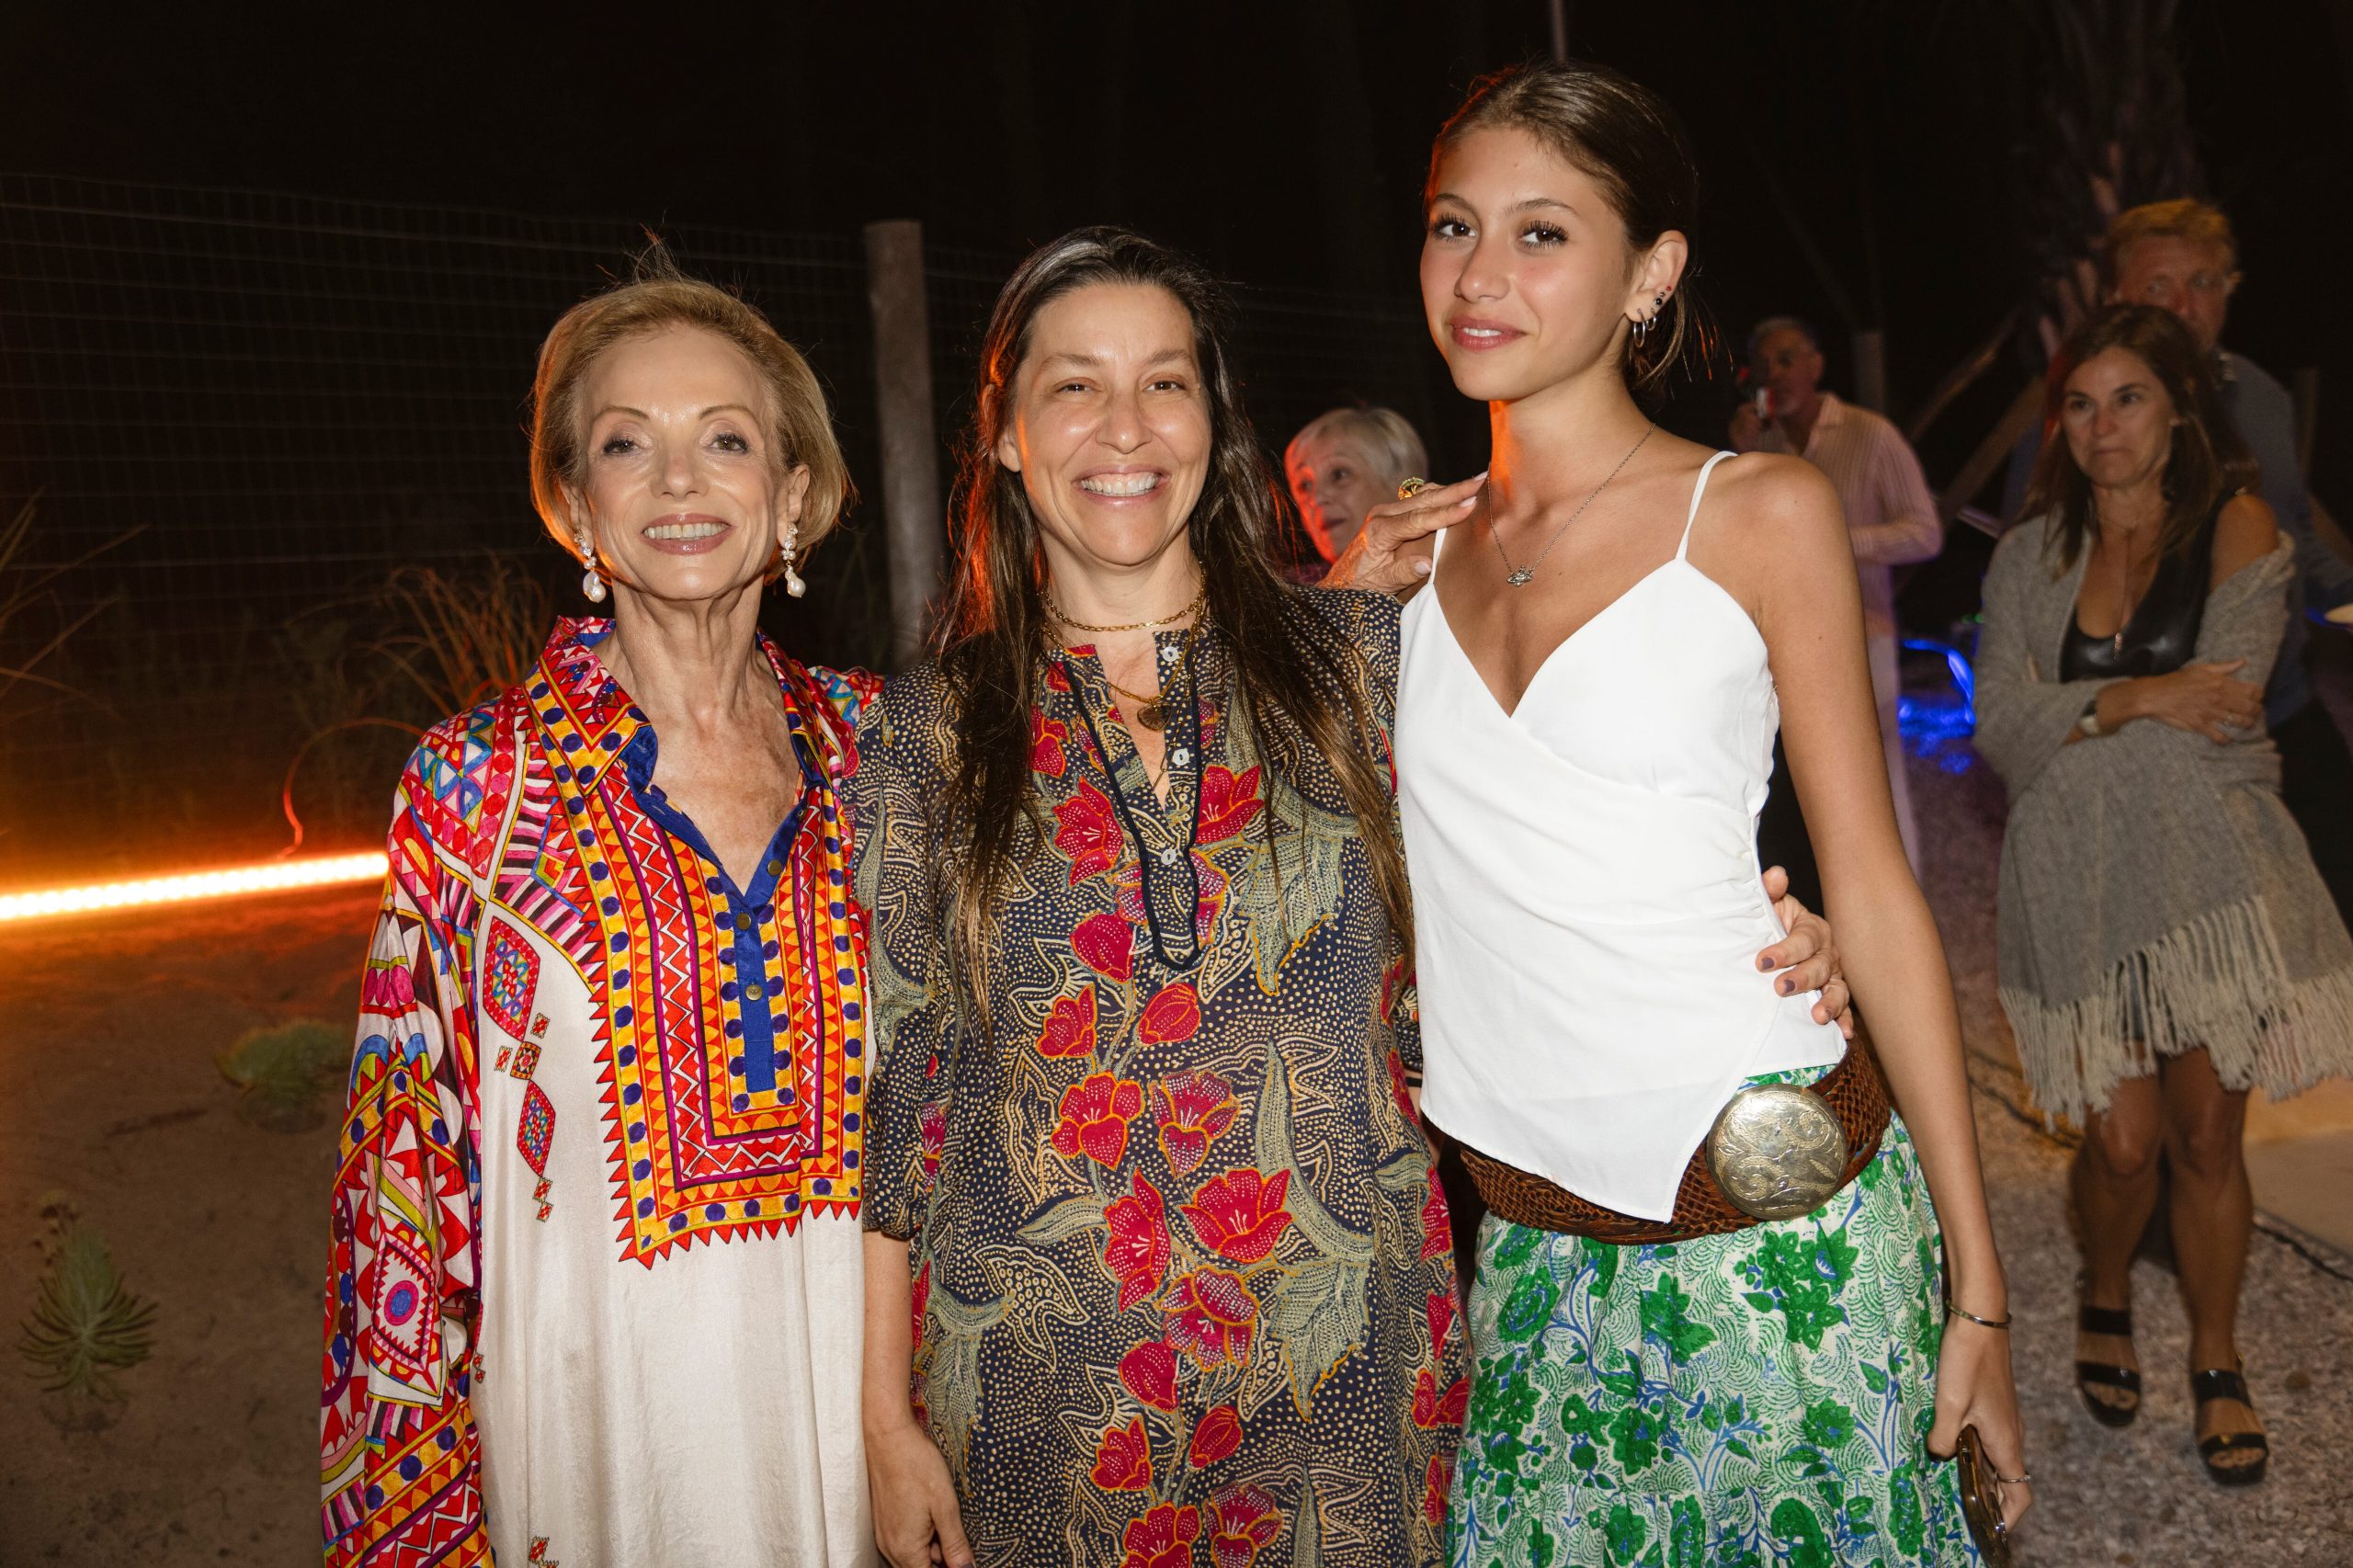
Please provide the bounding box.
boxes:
[862,219,942,671]
[1851,328,1888,414]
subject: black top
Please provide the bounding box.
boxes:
[2059,505,2224,681]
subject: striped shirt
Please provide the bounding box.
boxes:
[1754,392,1943,653]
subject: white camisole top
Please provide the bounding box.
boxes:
[1397,450,1847,1222]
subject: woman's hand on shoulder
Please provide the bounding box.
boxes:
[1321,472,1486,599]
[2211,492,2279,587]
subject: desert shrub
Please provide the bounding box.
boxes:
[217,1018,349,1131]
[17,1200,155,1419]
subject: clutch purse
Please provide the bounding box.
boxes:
[1953,1425,2012,1567]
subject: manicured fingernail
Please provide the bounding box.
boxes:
[1778,977,1794,994]
[1413,561,1432,576]
[1757,956,1773,971]
[1457,495,1476,507]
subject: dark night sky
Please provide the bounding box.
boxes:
[6,0,2350,499]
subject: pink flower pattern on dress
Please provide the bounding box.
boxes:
[852,597,1459,1562]
[1152,1069,1239,1178]
[1163,1267,1259,1369]
[1050,1073,1145,1168]
[1180,1168,1293,1264]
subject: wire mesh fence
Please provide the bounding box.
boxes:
[0,178,1440,879]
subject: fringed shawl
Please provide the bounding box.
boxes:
[1978,516,2353,1121]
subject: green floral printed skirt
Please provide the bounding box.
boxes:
[1447,1083,1979,1567]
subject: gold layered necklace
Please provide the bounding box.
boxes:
[1098,621,1198,733]
[1046,586,1205,733]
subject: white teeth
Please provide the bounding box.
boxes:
[1461,327,1504,340]
[645,521,727,540]
[1079,472,1162,497]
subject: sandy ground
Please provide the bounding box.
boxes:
[0,885,371,1566]
[1,747,2349,1565]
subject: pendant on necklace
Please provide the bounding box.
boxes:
[1134,703,1166,732]
[1506,568,1535,587]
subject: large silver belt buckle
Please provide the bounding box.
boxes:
[1703,1084,1851,1221]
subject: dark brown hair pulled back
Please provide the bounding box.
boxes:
[2026,303,2257,574]
[936,226,1412,988]
[1430,59,1714,402]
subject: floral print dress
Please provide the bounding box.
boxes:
[1449,1071,1982,1568]
[851,590,1464,1568]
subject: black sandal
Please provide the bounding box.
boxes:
[2075,1303,2142,1427]
[2189,1365,2269,1486]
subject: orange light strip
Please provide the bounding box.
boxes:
[0,850,388,924]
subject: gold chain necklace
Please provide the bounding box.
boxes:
[1493,426,1654,587]
[1045,587,1207,636]
[1098,619,1198,733]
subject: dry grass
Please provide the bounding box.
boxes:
[372,557,552,719]
[0,494,140,716]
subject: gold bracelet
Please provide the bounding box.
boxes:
[1943,1295,2013,1330]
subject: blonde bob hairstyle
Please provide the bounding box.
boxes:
[529,249,852,574]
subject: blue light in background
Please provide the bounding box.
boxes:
[1898,633,1979,773]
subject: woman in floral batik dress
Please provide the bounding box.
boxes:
[851,229,1465,1568]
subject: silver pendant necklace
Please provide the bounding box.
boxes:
[1493,426,1656,587]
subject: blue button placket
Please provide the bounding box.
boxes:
[619,714,819,1108]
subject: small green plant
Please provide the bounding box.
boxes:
[218,1018,349,1131]
[17,1200,155,1418]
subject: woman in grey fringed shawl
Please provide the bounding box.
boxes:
[1979,304,2353,1488]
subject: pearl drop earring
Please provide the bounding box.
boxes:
[779,521,806,598]
[576,532,607,604]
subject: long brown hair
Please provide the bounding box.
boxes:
[1428,59,1715,403]
[2025,303,2257,573]
[936,227,1411,990]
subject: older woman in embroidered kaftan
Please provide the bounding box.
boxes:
[321,263,881,1567]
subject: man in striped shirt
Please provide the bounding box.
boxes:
[1733,316,1942,873]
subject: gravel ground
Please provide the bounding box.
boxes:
[1910,744,2353,1566]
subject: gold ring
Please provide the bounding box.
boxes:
[1396,476,1428,501]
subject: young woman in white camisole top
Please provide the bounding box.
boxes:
[1331,62,2027,1562]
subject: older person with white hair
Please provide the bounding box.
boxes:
[1285,404,1429,570]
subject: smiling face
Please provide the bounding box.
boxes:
[2109,234,2234,355]
[1284,430,1388,560]
[569,325,808,606]
[1419,126,1683,404]
[2059,346,2181,492]
[995,281,1211,585]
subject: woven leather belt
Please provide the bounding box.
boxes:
[1447,1031,1893,1245]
